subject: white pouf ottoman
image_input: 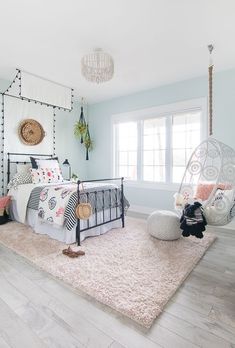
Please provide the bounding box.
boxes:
[147,210,181,240]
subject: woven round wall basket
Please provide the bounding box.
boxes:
[18,119,45,145]
[75,203,92,220]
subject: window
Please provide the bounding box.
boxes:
[172,112,201,182]
[143,117,166,182]
[113,101,205,185]
[115,122,138,180]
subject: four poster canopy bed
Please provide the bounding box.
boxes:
[0,69,128,245]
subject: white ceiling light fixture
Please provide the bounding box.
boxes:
[81,48,114,84]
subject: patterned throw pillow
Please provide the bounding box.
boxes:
[7,171,33,190]
[30,167,64,184]
[212,189,234,206]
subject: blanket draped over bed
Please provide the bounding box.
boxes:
[38,183,76,227]
[27,182,129,230]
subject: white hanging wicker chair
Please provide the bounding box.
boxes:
[176,138,235,225]
[174,46,235,226]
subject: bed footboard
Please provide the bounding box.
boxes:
[76,178,125,245]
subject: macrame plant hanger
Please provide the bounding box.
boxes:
[78,98,86,144]
[84,123,91,161]
[83,99,92,161]
[74,97,93,160]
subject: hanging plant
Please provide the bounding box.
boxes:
[74,121,87,143]
[74,106,87,143]
[74,100,94,160]
[84,125,93,160]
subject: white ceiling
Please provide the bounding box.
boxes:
[0,0,235,103]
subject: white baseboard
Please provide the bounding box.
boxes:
[129,205,235,231]
[128,205,156,215]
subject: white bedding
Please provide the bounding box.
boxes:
[8,183,37,223]
[9,182,122,244]
[27,207,121,244]
[8,182,71,224]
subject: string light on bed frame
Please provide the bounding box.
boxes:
[53,109,56,156]
[1,95,4,194]
[4,69,20,95]
[18,69,22,97]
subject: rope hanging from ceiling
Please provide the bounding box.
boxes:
[208,44,214,136]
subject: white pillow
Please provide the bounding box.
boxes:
[16,163,32,174]
[36,159,60,170]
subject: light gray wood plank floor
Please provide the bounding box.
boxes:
[0,220,234,348]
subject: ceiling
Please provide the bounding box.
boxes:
[0,0,235,103]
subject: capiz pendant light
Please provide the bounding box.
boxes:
[81,48,114,83]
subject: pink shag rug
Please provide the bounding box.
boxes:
[0,217,216,328]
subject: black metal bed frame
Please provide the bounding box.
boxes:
[7,153,125,246]
[76,178,124,245]
[7,152,53,184]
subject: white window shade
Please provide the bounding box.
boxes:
[20,71,72,110]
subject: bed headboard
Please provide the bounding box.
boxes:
[7,152,54,183]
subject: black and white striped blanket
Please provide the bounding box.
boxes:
[27,183,129,231]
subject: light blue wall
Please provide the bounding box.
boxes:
[55,101,87,179]
[0,80,87,181]
[88,68,235,210]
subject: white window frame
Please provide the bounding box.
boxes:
[112,98,207,190]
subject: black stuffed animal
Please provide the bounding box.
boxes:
[180,201,207,239]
